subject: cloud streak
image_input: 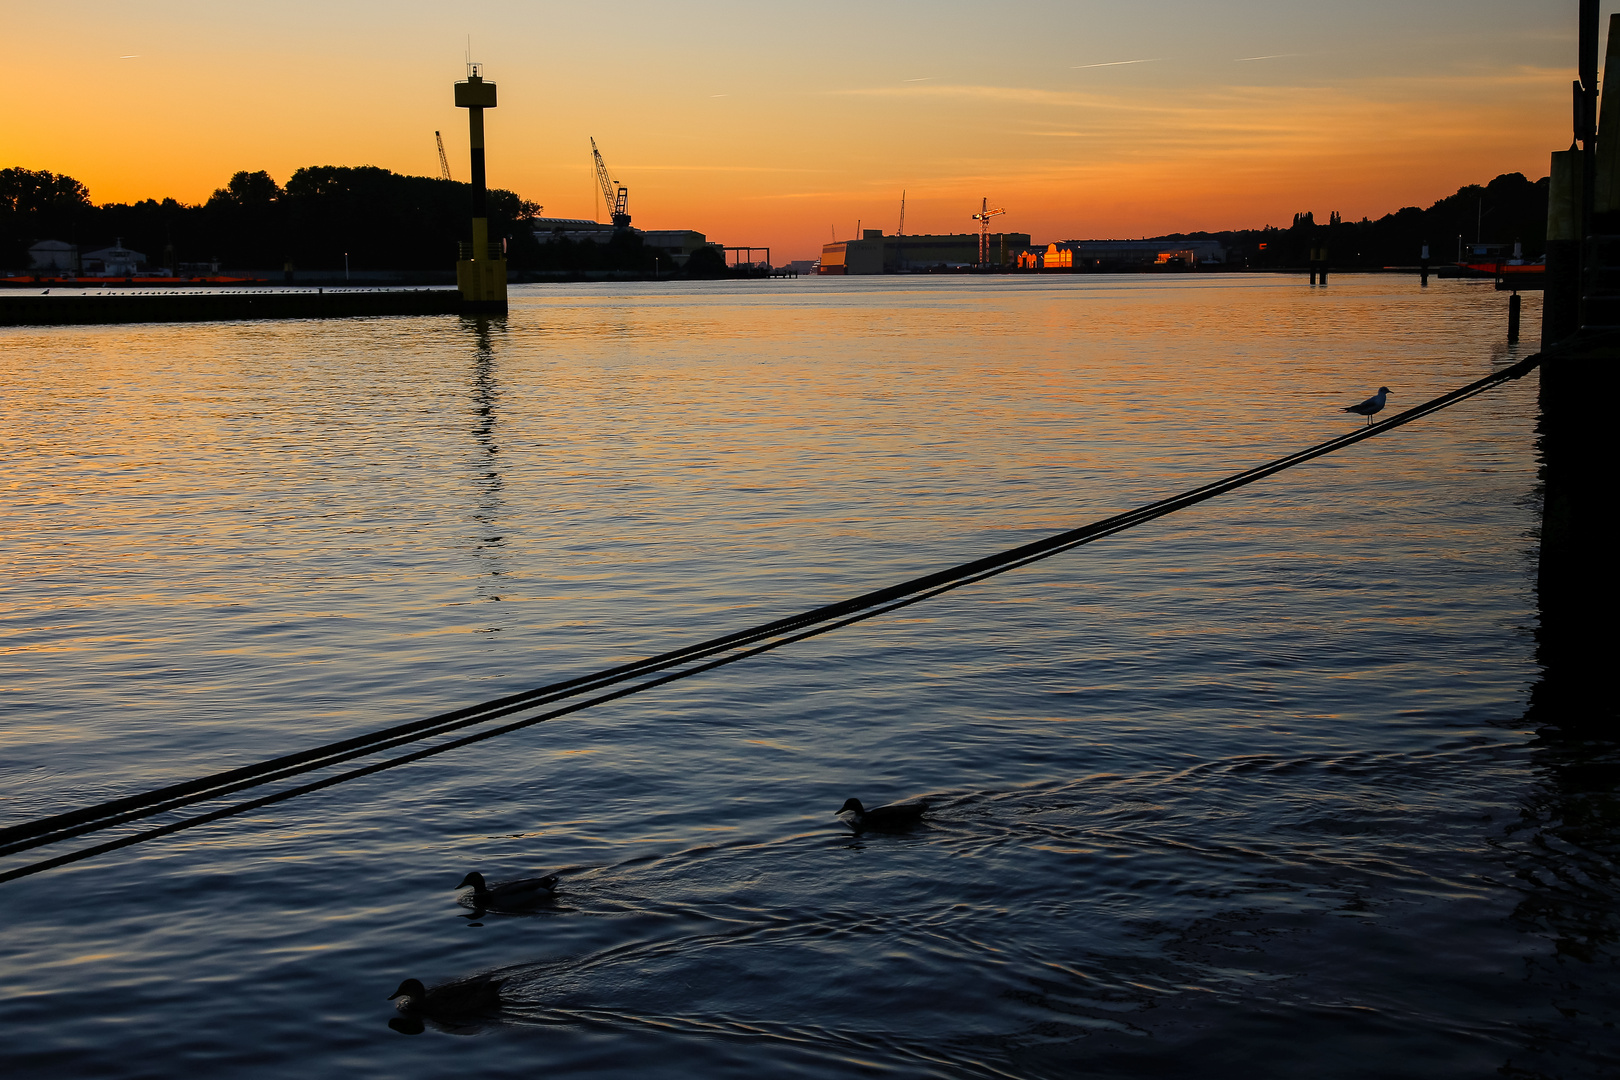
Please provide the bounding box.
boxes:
[1071,58,1161,69]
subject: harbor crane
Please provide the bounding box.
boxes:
[972,198,1006,268]
[590,137,631,229]
[435,131,453,181]
[897,190,907,271]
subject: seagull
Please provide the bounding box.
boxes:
[835,797,929,832]
[1342,386,1391,425]
[456,871,559,911]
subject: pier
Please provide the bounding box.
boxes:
[0,288,462,327]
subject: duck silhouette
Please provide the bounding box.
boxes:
[457,871,559,911]
[387,976,504,1034]
[836,797,929,831]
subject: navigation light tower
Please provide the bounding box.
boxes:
[454,61,507,313]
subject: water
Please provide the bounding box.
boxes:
[1,275,1614,1078]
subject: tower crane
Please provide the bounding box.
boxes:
[436,131,453,181]
[972,198,1006,268]
[590,137,631,229]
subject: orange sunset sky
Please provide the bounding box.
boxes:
[2,1,1605,261]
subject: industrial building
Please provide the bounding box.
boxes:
[820,230,1032,274]
[82,242,148,276]
[27,239,151,276]
[522,139,724,268]
[1018,239,1228,270]
[530,217,722,267]
[28,240,77,271]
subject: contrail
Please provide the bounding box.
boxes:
[1235,53,1301,62]
[1071,58,1161,69]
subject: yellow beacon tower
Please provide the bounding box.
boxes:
[454,62,508,313]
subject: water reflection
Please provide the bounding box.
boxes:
[1,277,1581,1080]
[462,316,509,624]
[1514,632,1620,1064]
[1500,395,1620,1071]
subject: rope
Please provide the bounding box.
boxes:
[0,354,1541,884]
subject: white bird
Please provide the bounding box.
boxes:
[1342,386,1391,425]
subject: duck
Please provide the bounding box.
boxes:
[835,797,929,831]
[456,870,559,910]
[388,976,503,1019]
[1342,386,1392,426]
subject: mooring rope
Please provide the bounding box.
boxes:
[0,354,1542,884]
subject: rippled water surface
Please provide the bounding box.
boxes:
[2,275,1615,1078]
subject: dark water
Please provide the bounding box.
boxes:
[1,275,1614,1077]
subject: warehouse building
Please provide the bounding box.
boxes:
[821,229,1032,274]
[1018,239,1228,270]
[531,217,722,267]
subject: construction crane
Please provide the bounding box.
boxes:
[897,190,906,272]
[972,198,1006,268]
[435,131,453,181]
[590,137,631,229]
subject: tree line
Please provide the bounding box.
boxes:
[0,165,734,276]
[4,163,1551,274]
[1155,172,1550,268]
[0,165,553,273]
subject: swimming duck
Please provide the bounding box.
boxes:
[835,797,929,831]
[456,871,559,910]
[388,976,503,1019]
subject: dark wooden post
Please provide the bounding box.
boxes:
[1535,4,1617,733]
[1543,151,1583,346]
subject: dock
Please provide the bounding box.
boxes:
[0,288,463,327]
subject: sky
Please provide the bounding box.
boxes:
[1,1,1608,260]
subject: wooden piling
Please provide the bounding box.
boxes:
[1534,4,1618,732]
[1542,150,1582,346]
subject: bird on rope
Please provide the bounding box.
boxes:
[1343,386,1392,425]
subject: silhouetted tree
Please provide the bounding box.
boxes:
[0,167,93,265]
[683,244,727,278]
[1164,173,1549,268]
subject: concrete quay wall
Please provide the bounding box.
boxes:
[0,289,464,327]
